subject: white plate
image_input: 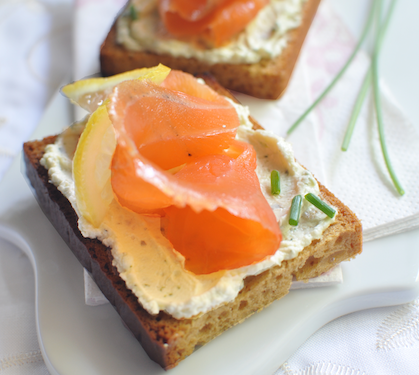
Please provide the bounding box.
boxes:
[1,89,419,375]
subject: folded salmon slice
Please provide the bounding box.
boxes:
[108,71,281,274]
[160,0,226,22]
[110,71,240,212]
[159,0,269,46]
[162,142,281,274]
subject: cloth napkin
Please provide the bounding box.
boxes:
[0,1,71,374]
[1,0,418,374]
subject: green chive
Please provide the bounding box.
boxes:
[305,193,336,218]
[342,0,397,152]
[341,69,372,151]
[289,195,302,226]
[286,0,379,135]
[371,0,404,196]
[270,170,281,195]
[130,4,138,20]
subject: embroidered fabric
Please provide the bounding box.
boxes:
[0,0,418,374]
[0,238,50,375]
[274,298,419,375]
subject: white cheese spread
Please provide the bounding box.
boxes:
[41,101,335,319]
[116,0,307,64]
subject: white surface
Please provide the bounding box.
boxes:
[1,0,419,374]
[0,75,418,375]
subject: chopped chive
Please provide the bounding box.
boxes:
[289,195,302,226]
[130,4,138,20]
[286,0,379,135]
[270,170,281,195]
[305,193,336,218]
[371,0,404,196]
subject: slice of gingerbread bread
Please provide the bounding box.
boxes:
[100,0,321,100]
[23,75,362,369]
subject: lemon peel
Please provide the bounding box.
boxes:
[73,104,116,227]
[62,64,171,113]
[71,65,173,227]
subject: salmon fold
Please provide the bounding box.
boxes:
[158,0,269,47]
[107,71,281,274]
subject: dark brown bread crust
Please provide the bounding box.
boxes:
[100,0,321,99]
[23,77,362,369]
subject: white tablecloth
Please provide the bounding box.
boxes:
[0,0,418,374]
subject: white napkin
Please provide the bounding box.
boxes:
[295,2,419,240]
[1,1,417,374]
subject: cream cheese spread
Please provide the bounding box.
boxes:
[41,101,335,319]
[116,0,307,64]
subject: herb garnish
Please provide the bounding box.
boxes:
[305,193,336,218]
[286,0,404,195]
[289,195,302,226]
[130,4,138,20]
[270,170,281,195]
[286,0,378,135]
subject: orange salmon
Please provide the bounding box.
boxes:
[158,0,270,46]
[108,71,281,274]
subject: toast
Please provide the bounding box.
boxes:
[23,75,362,369]
[100,0,321,100]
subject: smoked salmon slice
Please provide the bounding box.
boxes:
[160,0,226,22]
[108,71,281,274]
[110,71,240,212]
[161,70,224,102]
[158,0,269,47]
[162,142,281,274]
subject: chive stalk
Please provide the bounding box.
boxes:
[289,195,302,226]
[270,170,281,195]
[342,0,397,151]
[341,69,372,151]
[305,193,336,218]
[130,4,138,20]
[371,0,404,195]
[286,0,379,135]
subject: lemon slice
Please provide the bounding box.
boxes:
[72,65,172,227]
[73,104,116,227]
[62,64,170,113]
